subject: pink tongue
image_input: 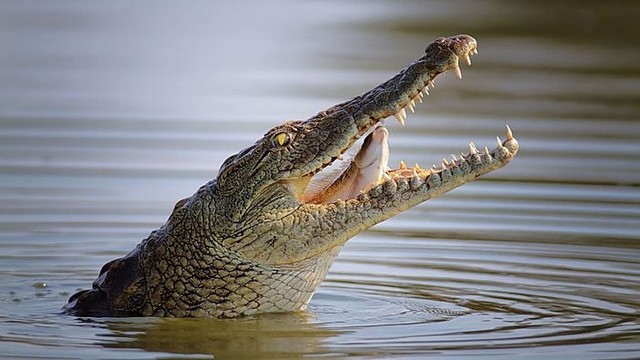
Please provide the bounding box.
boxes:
[302,126,390,204]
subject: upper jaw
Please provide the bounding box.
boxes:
[348,34,478,133]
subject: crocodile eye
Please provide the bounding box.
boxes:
[271,132,291,147]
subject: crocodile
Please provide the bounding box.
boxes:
[63,34,519,318]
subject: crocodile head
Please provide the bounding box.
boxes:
[211,35,518,266]
[64,34,519,318]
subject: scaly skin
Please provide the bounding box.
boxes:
[63,35,519,318]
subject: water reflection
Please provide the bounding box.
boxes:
[97,313,339,359]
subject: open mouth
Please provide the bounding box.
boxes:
[285,35,517,207]
[299,38,483,205]
[301,125,391,204]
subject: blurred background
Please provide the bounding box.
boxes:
[0,1,639,359]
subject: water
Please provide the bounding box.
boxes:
[1,1,639,359]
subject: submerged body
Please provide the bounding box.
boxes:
[64,35,519,318]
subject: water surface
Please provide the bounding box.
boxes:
[1,1,639,359]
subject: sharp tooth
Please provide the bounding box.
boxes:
[453,62,463,79]
[415,163,421,170]
[484,146,490,156]
[399,161,407,169]
[424,87,430,96]
[399,107,407,121]
[462,53,472,66]
[496,136,503,148]
[416,92,423,103]
[452,154,459,162]
[428,79,435,88]
[382,173,392,181]
[408,99,415,113]
[469,142,478,155]
[394,112,405,126]
[473,48,478,55]
[506,125,514,140]
[412,169,419,178]
[442,158,449,165]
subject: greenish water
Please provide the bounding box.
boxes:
[1,1,639,359]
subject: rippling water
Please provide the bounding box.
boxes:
[1,1,639,359]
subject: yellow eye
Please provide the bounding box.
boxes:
[272,132,291,147]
